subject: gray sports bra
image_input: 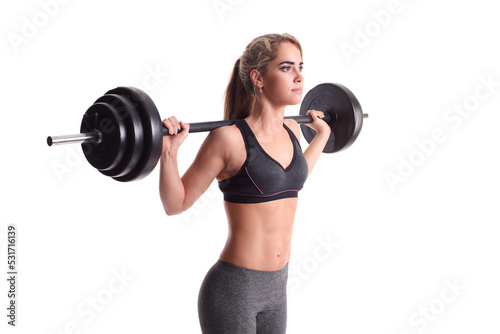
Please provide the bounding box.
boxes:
[218,119,308,204]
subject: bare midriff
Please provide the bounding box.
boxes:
[219,197,297,271]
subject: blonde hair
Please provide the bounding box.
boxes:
[223,33,303,120]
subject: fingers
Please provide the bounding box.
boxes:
[179,121,190,135]
[162,116,182,135]
[306,109,326,122]
[305,109,331,135]
[161,117,189,154]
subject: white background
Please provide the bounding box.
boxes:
[1,0,499,333]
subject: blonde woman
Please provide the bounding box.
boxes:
[160,33,330,333]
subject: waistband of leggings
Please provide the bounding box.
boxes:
[215,259,289,278]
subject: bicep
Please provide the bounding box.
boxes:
[180,131,227,209]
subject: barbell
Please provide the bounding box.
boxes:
[47,83,368,182]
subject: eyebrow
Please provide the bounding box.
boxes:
[278,61,304,66]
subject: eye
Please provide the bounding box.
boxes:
[280,66,291,72]
[299,65,304,72]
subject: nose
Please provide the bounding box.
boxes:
[295,69,303,83]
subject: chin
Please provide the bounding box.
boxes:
[279,94,302,106]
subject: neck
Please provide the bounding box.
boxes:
[247,99,286,135]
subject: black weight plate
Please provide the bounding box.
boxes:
[80,102,127,171]
[105,87,163,182]
[299,83,363,153]
[93,94,144,178]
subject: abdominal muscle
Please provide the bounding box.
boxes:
[219,198,298,271]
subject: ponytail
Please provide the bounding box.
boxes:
[223,58,254,120]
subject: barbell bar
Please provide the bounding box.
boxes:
[47,114,333,146]
[47,83,368,182]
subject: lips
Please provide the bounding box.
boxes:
[292,88,303,94]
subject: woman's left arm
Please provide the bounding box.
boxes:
[296,110,331,177]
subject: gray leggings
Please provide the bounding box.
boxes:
[198,260,288,333]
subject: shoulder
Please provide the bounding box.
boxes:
[202,123,244,157]
[284,118,301,143]
[208,122,242,144]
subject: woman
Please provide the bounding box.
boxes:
[159,33,331,333]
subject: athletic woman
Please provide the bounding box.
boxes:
[159,33,330,333]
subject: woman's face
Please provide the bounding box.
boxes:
[261,42,304,107]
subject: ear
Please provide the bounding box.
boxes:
[250,69,263,89]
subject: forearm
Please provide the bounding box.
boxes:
[159,148,186,216]
[303,131,330,177]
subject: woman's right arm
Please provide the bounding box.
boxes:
[159,116,227,216]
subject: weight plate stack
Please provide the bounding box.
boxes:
[92,93,144,179]
[80,102,127,172]
[105,87,163,182]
